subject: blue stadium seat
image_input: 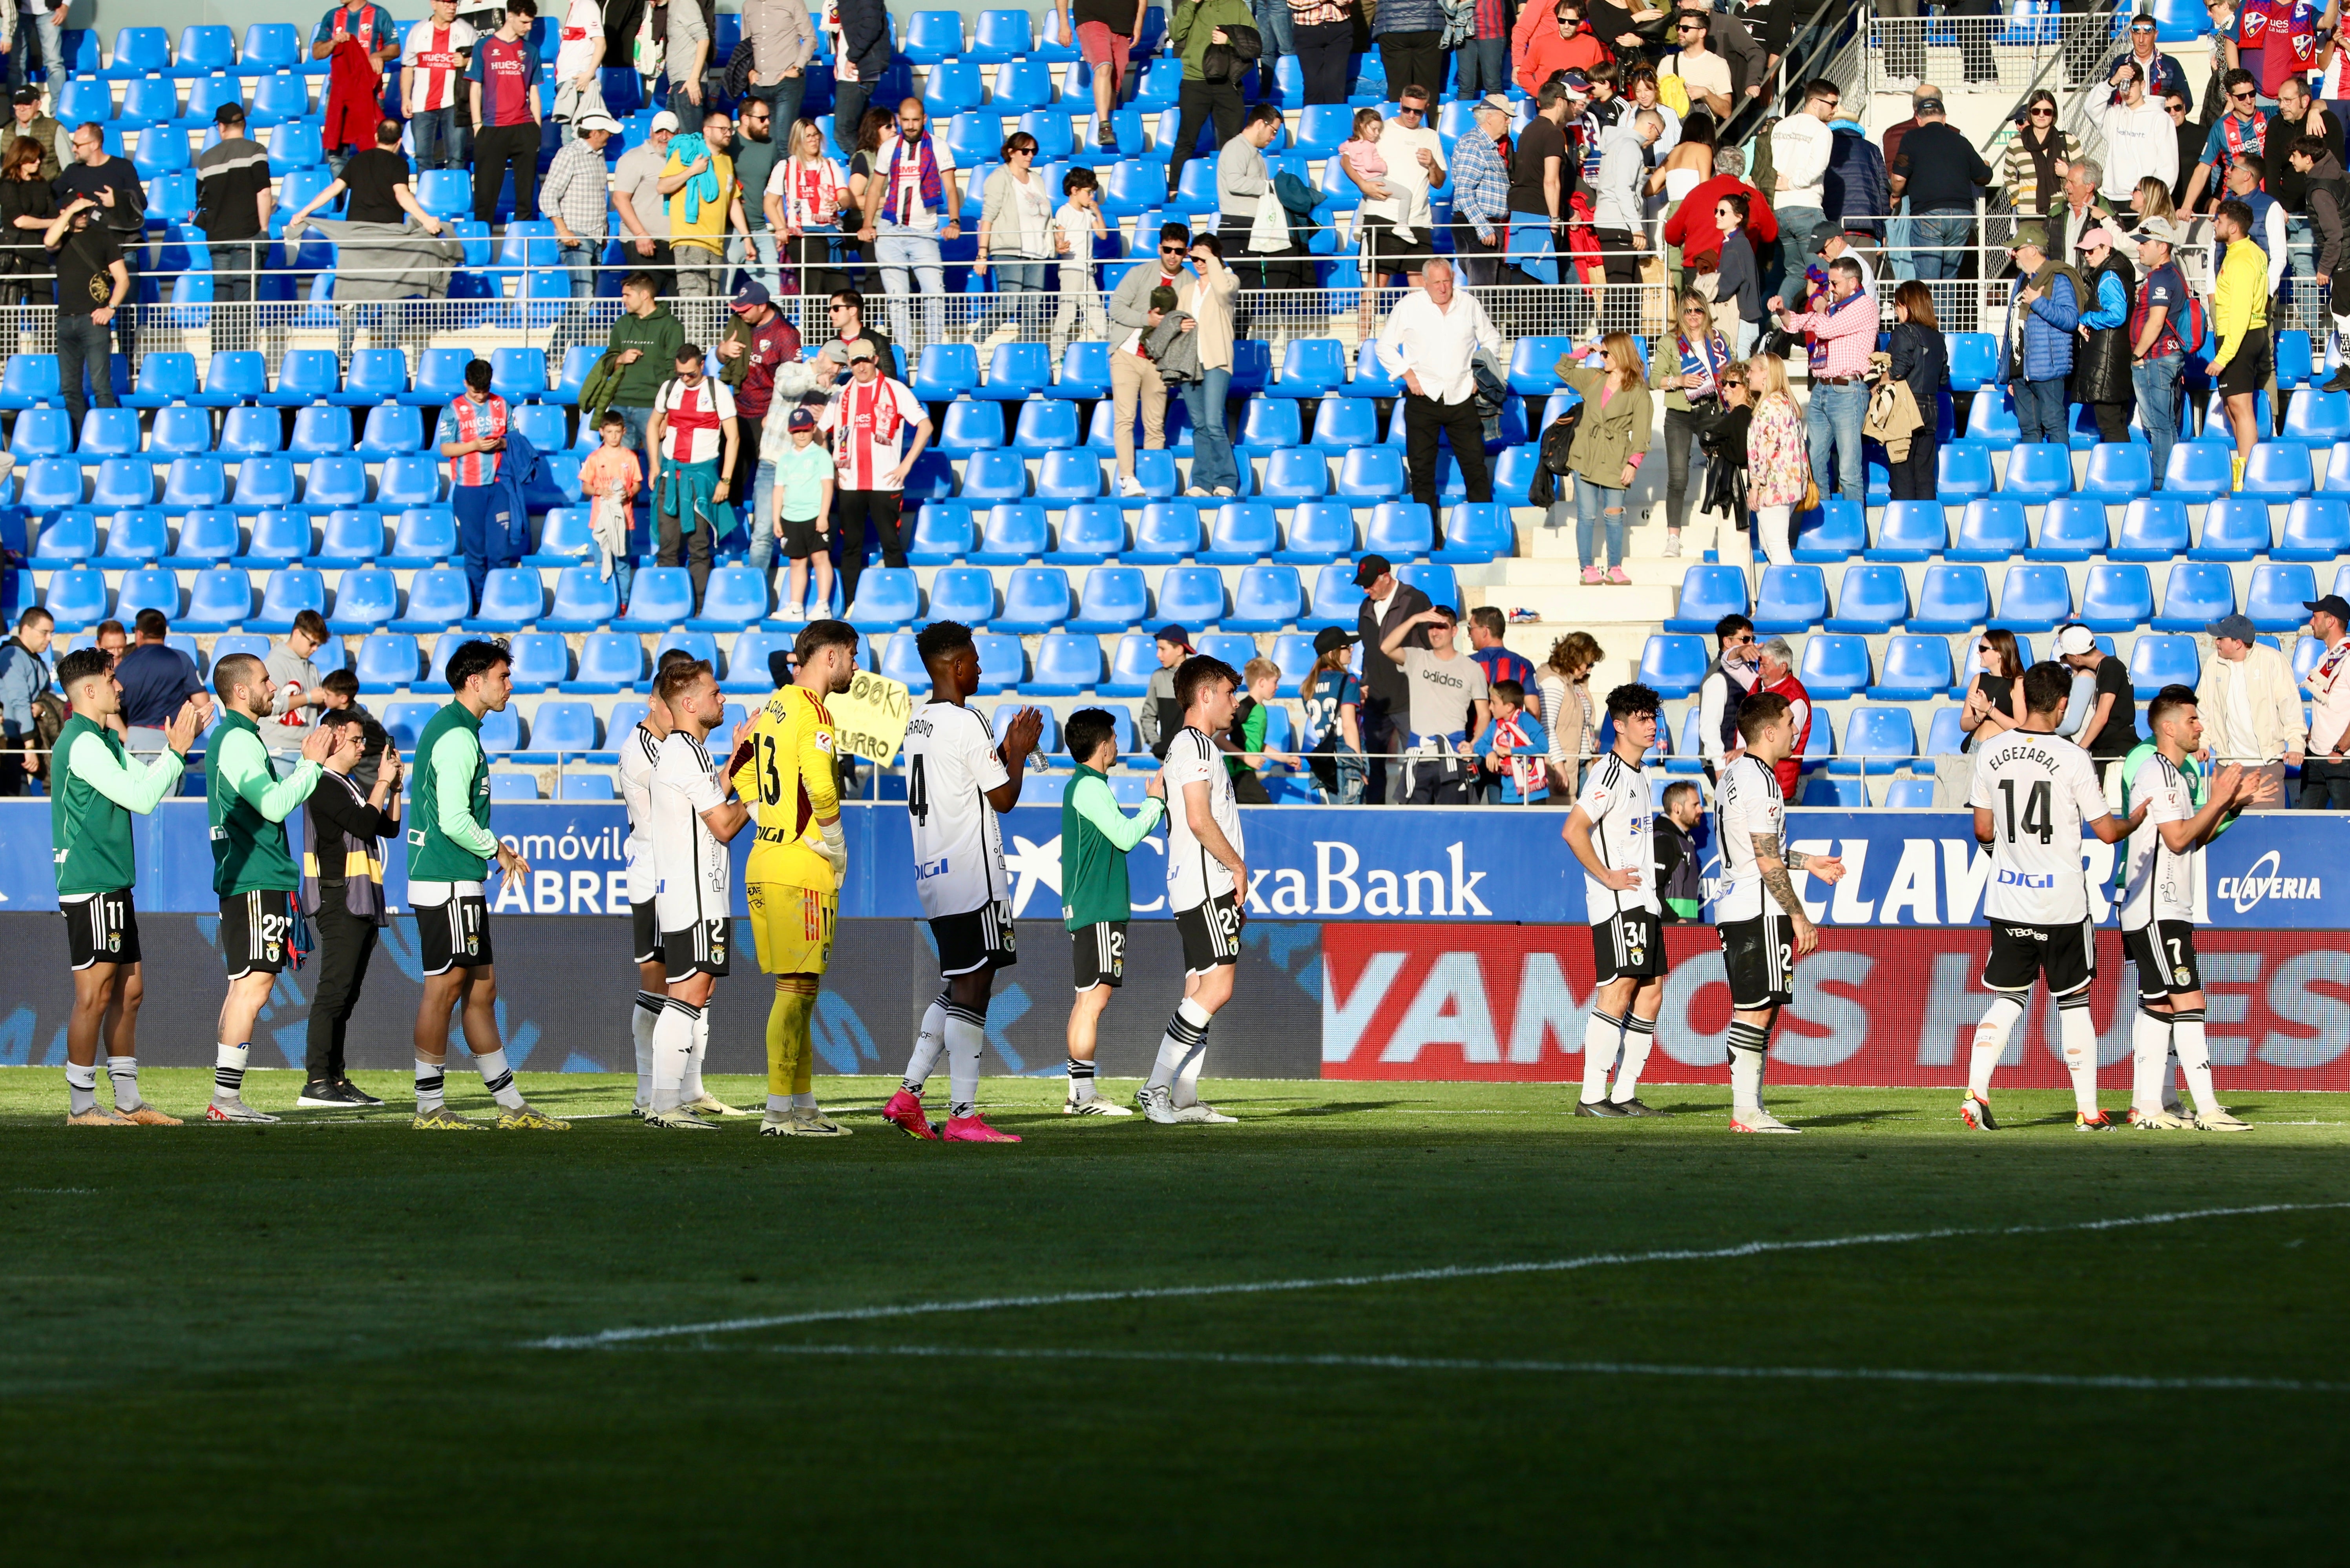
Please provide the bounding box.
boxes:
[388,507,458,568]
[2152,560,2236,631]
[2164,440,2233,501]
[969,633,1024,693]
[132,125,190,181]
[997,565,1073,632]
[2241,441,2313,498]
[2128,633,2200,695]
[2246,562,2318,631]
[1238,398,1302,456]
[1864,500,1944,562]
[915,345,981,405]
[1911,563,1992,633]
[529,507,595,566]
[287,404,353,458]
[1937,441,1996,503]
[1828,708,1918,777]
[251,565,327,633]
[555,773,615,800]
[1506,337,1576,395]
[878,632,931,693]
[1797,633,1872,698]
[2193,496,2271,561]
[979,342,1052,401]
[19,454,85,517]
[491,347,548,403]
[462,567,544,631]
[2001,441,2073,501]
[1662,564,1749,633]
[2281,388,2350,447]
[487,772,538,801]
[1070,565,1150,633]
[1965,389,2021,448]
[563,632,645,693]
[414,168,472,221]
[1785,496,1863,561]
[317,509,382,562]
[1013,399,1082,453]
[2108,494,2192,563]
[909,501,976,564]
[145,405,212,460]
[0,352,60,411]
[2029,496,2110,561]
[2277,496,2350,561]
[1026,632,1103,695]
[1438,502,1512,564]
[1227,565,1304,631]
[410,349,473,407]
[1049,501,1125,563]
[1101,631,1160,696]
[1257,450,1326,507]
[382,702,438,752]
[1021,452,1098,507]
[848,567,921,631]
[2277,329,2315,389]
[77,407,141,458]
[110,563,178,624]
[1130,501,1201,563]
[169,510,241,565]
[1303,563,1366,629]
[614,567,691,629]
[1942,496,2029,564]
[1363,500,1433,560]
[25,510,95,569]
[1920,705,1969,771]
[1397,563,1457,614]
[1752,565,1829,633]
[508,402,566,454]
[123,351,197,410]
[904,8,965,63]
[237,508,308,566]
[38,566,107,630]
[1156,565,1226,626]
[8,407,71,459]
[376,456,442,511]
[2080,441,2153,500]
[688,565,772,631]
[393,568,473,632]
[1190,634,1253,678]
[335,347,409,407]
[927,566,998,625]
[514,700,597,764]
[935,399,1002,456]
[55,80,113,130]
[1822,563,1909,633]
[92,457,155,510]
[973,502,1050,564]
[958,449,1029,502]
[2075,562,2153,631]
[264,348,339,409]
[354,632,420,693]
[302,455,369,511]
[1638,633,1707,698]
[212,406,278,460]
[1204,501,1280,563]
[1946,332,1999,391]
[1881,778,1939,807]
[100,511,168,564]
[162,456,231,512]
[718,630,790,695]
[329,567,398,633]
[1868,634,1957,700]
[1269,339,1348,399]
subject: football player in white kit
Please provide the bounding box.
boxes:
[1563,684,1671,1117]
[1713,692,1847,1132]
[2115,686,2256,1130]
[880,622,1045,1144]
[1138,654,1249,1125]
[641,659,755,1130]
[616,648,700,1116]
[1962,662,2146,1131]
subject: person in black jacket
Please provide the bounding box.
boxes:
[1354,553,1433,804]
[2069,225,2137,445]
[296,711,403,1109]
[829,0,892,162]
[1884,279,1948,501]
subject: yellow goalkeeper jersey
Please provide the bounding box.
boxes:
[740,685,841,891]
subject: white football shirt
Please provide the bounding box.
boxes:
[904,701,1010,919]
[1573,751,1658,923]
[617,722,663,904]
[1163,726,1244,912]
[2118,751,2199,931]
[1967,729,2111,925]
[648,730,730,932]
[1713,755,1785,924]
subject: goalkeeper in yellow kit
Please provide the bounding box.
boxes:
[733,619,861,1136]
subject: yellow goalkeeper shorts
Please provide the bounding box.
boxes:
[747,881,836,977]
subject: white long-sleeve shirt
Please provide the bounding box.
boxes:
[1374,288,1504,405]
[1770,113,1833,209]
[2095,93,2178,203]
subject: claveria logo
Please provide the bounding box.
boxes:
[2218,850,2323,915]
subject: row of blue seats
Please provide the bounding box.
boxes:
[14,451,586,518]
[1662,560,2346,639]
[1789,492,2350,564]
[1964,385,2340,452]
[0,348,606,411]
[1846,439,2350,509]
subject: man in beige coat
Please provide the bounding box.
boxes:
[1178,233,1242,497]
[2196,612,2301,810]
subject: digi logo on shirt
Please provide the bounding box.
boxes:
[916,855,949,881]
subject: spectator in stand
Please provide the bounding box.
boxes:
[1769,254,1872,503]
[2163,88,2203,210]
[763,406,834,617]
[1450,94,1512,286]
[1218,102,1291,292]
[1751,637,1811,799]
[468,0,543,227]
[741,0,817,143]
[2108,10,2190,105]
[1742,355,1808,565]
[263,611,334,760]
[550,0,606,143]
[1889,93,1992,281]
[612,110,677,292]
[43,191,126,434]
[93,618,126,666]
[1665,145,1777,290]
[1514,0,1607,98]
[194,106,274,325]
[2071,226,2139,446]
[579,408,643,605]
[298,707,402,1108]
[1674,1,1764,111]
[2266,75,2341,266]
[2208,196,2272,489]
[1713,193,1766,356]
[1220,657,1293,804]
[1477,679,1551,804]
[438,359,517,610]
[1824,109,1889,263]
[1377,259,1501,540]
[728,96,785,298]
[2129,216,2191,487]
[769,115,850,300]
[974,129,1059,346]
[1996,225,2082,448]
[714,278,800,576]
[811,284,893,382]
[286,119,446,235]
[1455,0,1510,102]
[2056,622,2139,780]
[2183,67,2268,216]
[1165,0,1257,211]
[0,131,56,306]
[1593,111,1665,332]
[1653,779,1705,919]
[10,89,61,183]
[1537,630,1601,795]
[1299,627,1366,804]
[1992,88,2082,237]
[1249,0,1295,110]
[1289,0,1355,108]
[542,111,619,303]
[401,0,478,172]
[314,1,401,177]
[1371,0,1446,122]
[829,0,891,162]
[1177,233,1241,500]
[2096,62,2180,208]
[663,108,747,297]
[9,1,57,97]
[1661,11,1733,122]
[1960,627,2027,745]
[819,339,931,614]
[1050,167,1109,356]
[865,99,958,350]
[1107,223,1193,496]
[1355,555,1435,802]
[1655,288,1735,555]
[1552,332,1654,585]
[2198,612,2302,807]
[2297,593,2350,806]
[1140,623,1191,757]
[1505,78,1575,285]
[0,603,51,796]
[53,123,143,361]
[1884,280,1946,502]
[1379,605,1491,804]
[2044,156,2120,263]
[1769,80,1839,286]
[669,0,714,117]
[648,344,740,611]
[1466,607,1536,711]
[1057,0,1150,148]
[115,609,203,757]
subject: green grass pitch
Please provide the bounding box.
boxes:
[2,1069,2345,1564]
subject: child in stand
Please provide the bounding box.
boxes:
[577,408,643,607]
[1219,657,1295,804]
[1475,678,1552,804]
[1050,167,1109,359]
[764,407,838,619]
[1337,109,1392,333]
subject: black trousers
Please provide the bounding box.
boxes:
[473,122,541,222]
[1377,29,1444,101]
[2299,757,2350,808]
[657,498,716,607]
[1403,391,1488,542]
[1662,402,1713,532]
[1887,431,1938,501]
[832,80,871,162]
[1167,80,1243,217]
[838,489,908,614]
[1452,219,1504,286]
[305,882,381,1082]
[785,231,847,299]
[1293,20,1353,104]
[1594,228,1641,332]
[1361,691,1401,804]
[2085,399,2131,444]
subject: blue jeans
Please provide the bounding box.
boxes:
[1908,211,1975,281]
[733,226,782,297]
[1574,474,1627,567]
[56,311,113,432]
[875,224,946,348]
[2133,352,2184,490]
[410,106,468,171]
[1453,37,1508,97]
[1183,368,1238,493]
[10,6,61,89]
[2012,376,2069,446]
[745,458,777,576]
[1775,204,1827,295]
[978,261,1047,337]
[1806,380,1866,500]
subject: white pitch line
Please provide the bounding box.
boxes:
[522,1198,2350,1351]
[743,1342,2349,1394]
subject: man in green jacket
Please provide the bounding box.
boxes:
[1165,0,1260,222]
[601,270,687,459]
[205,653,336,1123]
[1059,707,1166,1114]
[49,647,205,1126]
[407,639,568,1131]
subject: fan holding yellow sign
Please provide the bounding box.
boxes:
[828,665,917,766]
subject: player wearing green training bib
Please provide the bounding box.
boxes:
[1058,707,1166,1115]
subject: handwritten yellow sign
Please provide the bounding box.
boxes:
[831,671,915,766]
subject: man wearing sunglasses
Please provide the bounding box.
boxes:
[1768,79,1840,286]
[2105,11,2189,104]
[1660,12,1731,120]
[2163,93,2203,208]
[2182,67,2271,215]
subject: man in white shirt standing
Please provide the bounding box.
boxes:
[2194,612,2300,808]
[820,339,931,614]
[1377,86,1448,291]
[2094,59,2179,204]
[2297,592,2350,807]
[1769,78,1840,286]
[400,0,477,171]
[863,98,959,354]
[1563,683,1670,1117]
[1374,259,1503,543]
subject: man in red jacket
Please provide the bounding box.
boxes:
[1514,0,1610,95]
[1755,636,1812,798]
[1664,147,1778,273]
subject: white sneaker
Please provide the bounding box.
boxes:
[1730,1110,1801,1134]
[2196,1109,2254,1132]
[2129,1107,2195,1130]
[204,1096,281,1124]
[1663,531,1682,558]
[1135,1084,1180,1124]
[1063,1096,1135,1116]
[1169,1101,1238,1124]
[643,1107,718,1132]
[783,602,805,621]
[1211,487,1235,498]
[1185,485,1211,498]
[1120,476,1147,498]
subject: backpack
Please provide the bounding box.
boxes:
[2177,289,2210,356]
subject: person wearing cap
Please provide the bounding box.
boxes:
[8,88,60,184]
[662,108,748,298]
[2071,224,2140,446]
[193,104,273,333]
[2105,11,2189,105]
[1299,627,1366,805]
[762,406,836,619]
[2208,194,2273,486]
[1887,93,1991,282]
[1768,79,1840,286]
[400,0,478,172]
[2127,215,2191,487]
[1139,625,1192,758]
[2056,623,2139,780]
[1798,222,1875,307]
[613,111,680,288]
[1354,555,1435,802]
[542,111,618,304]
[1449,95,1513,287]
[818,337,930,614]
[2299,594,2350,805]
[716,279,803,580]
[1378,604,1491,806]
[2195,612,2302,807]
[1995,225,2082,448]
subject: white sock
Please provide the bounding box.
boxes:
[414,1056,446,1111]
[1066,1055,1097,1103]
[900,987,950,1094]
[944,1003,986,1118]
[2130,1006,2171,1119]
[791,1090,817,1110]
[66,1061,98,1114]
[1580,1009,1624,1104]
[631,992,663,1109]
[685,1005,708,1103]
[1727,1018,1771,1117]
[1151,997,1212,1092]
[213,1041,248,1100]
[1174,1035,1208,1107]
[767,1093,791,1115]
[106,1054,141,1110]
[1968,995,2024,1102]
[653,1000,698,1112]
[474,1047,526,1111]
[1610,1014,1656,1103]
[2163,1043,2185,1112]
[2172,1009,2219,1117]
[2058,994,2098,1116]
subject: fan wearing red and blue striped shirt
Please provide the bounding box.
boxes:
[1466,606,1539,722]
